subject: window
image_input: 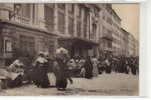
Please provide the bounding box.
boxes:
[14,4,22,16]
[20,35,35,57]
[32,4,36,23]
[68,4,74,14]
[83,8,89,38]
[58,12,65,33]
[102,26,106,34]
[49,39,55,56]
[58,4,65,12]
[77,20,81,37]
[103,15,105,20]
[77,5,82,18]
[92,24,97,39]
[14,4,31,24]
[45,4,54,31]
[68,17,74,36]
[107,41,112,48]
[57,4,65,34]
[22,4,31,18]
[0,36,3,54]
[107,17,112,25]
[5,40,12,53]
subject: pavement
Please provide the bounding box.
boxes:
[0,73,139,96]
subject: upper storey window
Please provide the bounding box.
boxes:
[58,4,65,12]
[58,4,65,34]
[14,4,31,18]
[68,4,74,14]
[13,4,32,24]
[77,5,82,18]
[45,4,55,31]
[22,4,31,18]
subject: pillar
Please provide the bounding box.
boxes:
[74,4,77,37]
[81,8,84,38]
[54,4,58,34]
[37,4,46,29]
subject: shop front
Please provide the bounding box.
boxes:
[58,37,98,58]
[0,20,57,67]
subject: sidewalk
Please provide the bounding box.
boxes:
[0,73,139,96]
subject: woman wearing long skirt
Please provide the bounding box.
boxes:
[47,72,56,87]
[53,57,73,91]
[45,56,56,87]
[84,56,93,79]
[33,53,50,88]
[91,56,99,77]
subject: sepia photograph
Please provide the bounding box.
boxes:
[0,3,139,96]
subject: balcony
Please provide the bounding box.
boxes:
[101,33,113,41]
[45,22,54,32]
[14,15,31,25]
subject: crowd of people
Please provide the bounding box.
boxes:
[67,54,139,78]
[4,48,139,90]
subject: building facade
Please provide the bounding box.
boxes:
[99,4,122,56]
[99,4,113,56]
[0,3,138,66]
[120,28,129,56]
[111,8,122,56]
[0,4,100,66]
[134,39,139,56]
[128,33,136,56]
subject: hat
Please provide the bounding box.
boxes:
[38,51,45,57]
[44,51,49,57]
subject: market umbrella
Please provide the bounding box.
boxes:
[56,47,68,55]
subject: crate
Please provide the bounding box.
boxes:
[0,77,9,89]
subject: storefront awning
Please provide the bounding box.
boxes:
[58,37,98,49]
[102,48,113,53]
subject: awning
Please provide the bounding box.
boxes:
[100,36,113,41]
[58,37,98,49]
[103,48,113,53]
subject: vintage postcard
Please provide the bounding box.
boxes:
[0,2,139,96]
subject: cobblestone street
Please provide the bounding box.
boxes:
[0,73,139,96]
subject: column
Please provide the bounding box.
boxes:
[74,4,77,37]
[54,4,58,34]
[81,8,84,38]
[34,4,39,25]
[30,4,33,24]
[65,4,69,35]
[89,11,93,40]
[37,4,46,29]
[86,10,90,40]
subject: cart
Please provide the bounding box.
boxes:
[0,68,23,89]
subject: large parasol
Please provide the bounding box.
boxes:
[55,47,69,59]
[56,47,68,55]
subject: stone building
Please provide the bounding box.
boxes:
[120,28,129,56]
[128,33,136,56]
[0,3,138,66]
[98,4,138,57]
[99,4,113,56]
[0,4,100,66]
[111,8,122,56]
[134,39,139,56]
[99,4,122,56]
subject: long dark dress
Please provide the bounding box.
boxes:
[53,58,69,89]
[84,58,93,79]
[33,61,50,88]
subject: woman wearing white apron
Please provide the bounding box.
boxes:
[91,56,99,77]
[44,52,56,87]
